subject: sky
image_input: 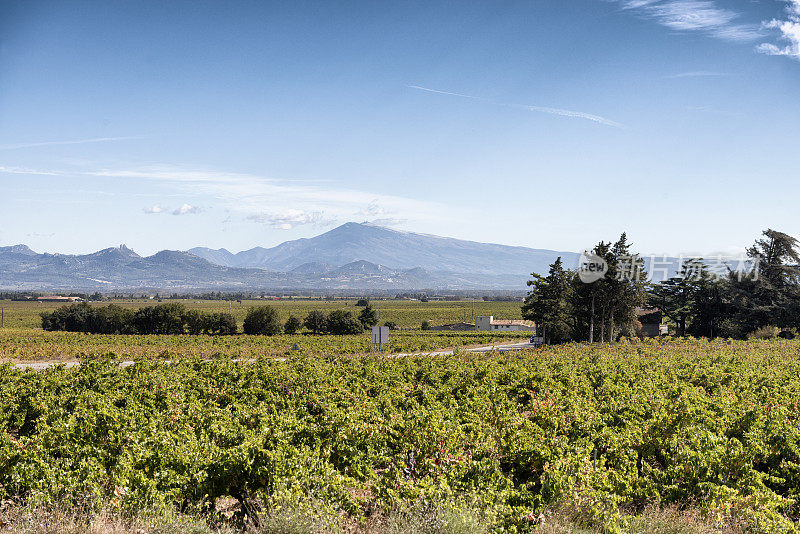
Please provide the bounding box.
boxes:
[1,0,799,257]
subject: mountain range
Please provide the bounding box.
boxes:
[0,223,580,291]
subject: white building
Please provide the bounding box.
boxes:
[475,316,536,332]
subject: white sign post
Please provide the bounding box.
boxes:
[372,326,389,352]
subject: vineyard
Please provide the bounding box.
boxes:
[2,338,800,532]
[0,329,531,363]
[0,299,522,330]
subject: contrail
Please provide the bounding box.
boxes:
[407,85,624,128]
[0,136,140,150]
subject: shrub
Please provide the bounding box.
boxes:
[242,305,282,335]
[303,311,328,334]
[421,320,431,331]
[358,303,379,329]
[747,325,780,340]
[284,315,303,335]
[325,310,364,335]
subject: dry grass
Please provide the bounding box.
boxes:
[539,504,747,534]
[0,501,751,534]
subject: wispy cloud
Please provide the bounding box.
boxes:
[758,0,800,60]
[407,85,624,128]
[615,0,762,42]
[356,200,408,227]
[247,209,334,230]
[1,163,452,228]
[664,70,728,78]
[0,136,139,151]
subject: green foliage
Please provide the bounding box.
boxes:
[40,303,237,336]
[304,311,328,335]
[326,310,364,335]
[747,325,780,340]
[358,303,379,329]
[283,315,303,335]
[524,234,647,344]
[421,320,431,331]
[2,339,800,531]
[242,306,282,335]
[648,228,800,339]
[384,321,398,330]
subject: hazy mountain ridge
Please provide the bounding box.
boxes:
[0,223,579,290]
[189,222,579,274]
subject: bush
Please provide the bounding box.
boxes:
[325,310,364,335]
[421,320,431,331]
[303,311,328,334]
[242,305,282,335]
[384,321,398,330]
[747,325,780,340]
[284,315,302,335]
[358,303,379,329]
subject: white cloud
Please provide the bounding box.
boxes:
[356,201,408,227]
[247,209,334,230]
[408,85,623,128]
[2,163,455,228]
[614,0,762,42]
[0,136,139,151]
[758,1,800,60]
[172,203,200,215]
[143,205,165,214]
[366,217,407,227]
[358,200,390,217]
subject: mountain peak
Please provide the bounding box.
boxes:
[0,244,37,256]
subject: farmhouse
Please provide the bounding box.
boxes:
[429,322,477,331]
[37,296,83,303]
[475,316,535,332]
[637,308,668,337]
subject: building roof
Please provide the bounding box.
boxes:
[490,319,535,327]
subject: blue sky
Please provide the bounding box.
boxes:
[1,0,799,256]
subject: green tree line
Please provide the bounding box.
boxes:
[40,300,381,336]
[523,228,800,342]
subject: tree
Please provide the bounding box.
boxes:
[358,303,378,329]
[304,310,328,334]
[649,258,704,336]
[183,309,206,335]
[747,229,800,289]
[356,298,370,307]
[326,310,364,335]
[208,313,237,335]
[243,306,282,335]
[604,233,648,341]
[284,315,302,334]
[383,321,398,330]
[421,320,431,331]
[521,257,574,344]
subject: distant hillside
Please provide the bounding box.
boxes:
[190,222,579,275]
[0,223,588,290]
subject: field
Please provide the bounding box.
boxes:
[0,329,531,363]
[2,338,800,532]
[0,298,523,330]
